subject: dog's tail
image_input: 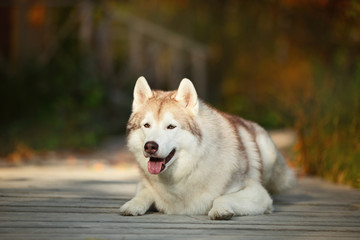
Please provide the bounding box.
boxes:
[265,150,296,194]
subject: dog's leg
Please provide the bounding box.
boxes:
[119,184,154,216]
[208,179,273,220]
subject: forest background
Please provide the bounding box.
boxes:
[0,0,359,188]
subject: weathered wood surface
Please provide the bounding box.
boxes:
[0,165,359,240]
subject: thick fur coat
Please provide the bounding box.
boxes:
[120,77,296,220]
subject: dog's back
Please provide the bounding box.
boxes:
[200,103,296,194]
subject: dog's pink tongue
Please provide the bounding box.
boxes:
[148,160,164,174]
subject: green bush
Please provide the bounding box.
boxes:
[296,60,360,188]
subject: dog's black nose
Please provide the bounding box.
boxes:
[144,141,159,155]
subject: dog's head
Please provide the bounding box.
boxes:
[127,77,202,175]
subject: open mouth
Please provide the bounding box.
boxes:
[147,149,176,175]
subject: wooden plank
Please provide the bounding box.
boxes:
[0,223,359,235]
[1,195,357,211]
[1,206,358,218]
[0,227,359,239]
[0,218,359,231]
[0,211,359,224]
[0,232,358,240]
[0,212,359,226]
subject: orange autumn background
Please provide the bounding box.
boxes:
[0,0,359,187]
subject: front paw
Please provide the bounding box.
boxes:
[208,206,234,220]
[119,199,149,216]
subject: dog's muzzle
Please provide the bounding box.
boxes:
[147,149,176,175]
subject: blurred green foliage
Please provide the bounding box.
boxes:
[0,53,105,154]
[1,0,359,187]
[297,56,360,188]
[0,22,110,155]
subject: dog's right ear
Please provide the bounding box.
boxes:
[133,76,152,111]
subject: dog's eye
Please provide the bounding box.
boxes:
[144,123,151,128]
[167,124,176,130]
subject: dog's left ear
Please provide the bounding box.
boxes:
[175,78,199,115]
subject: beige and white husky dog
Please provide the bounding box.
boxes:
[120,76,296,220]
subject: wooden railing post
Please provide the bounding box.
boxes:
[191,48,207,98]
[78,0,93,51]
[129,23,143,74]
[95,2,113,80]
[168,42,184,90]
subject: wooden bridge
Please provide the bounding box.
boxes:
[0,161,359,240]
